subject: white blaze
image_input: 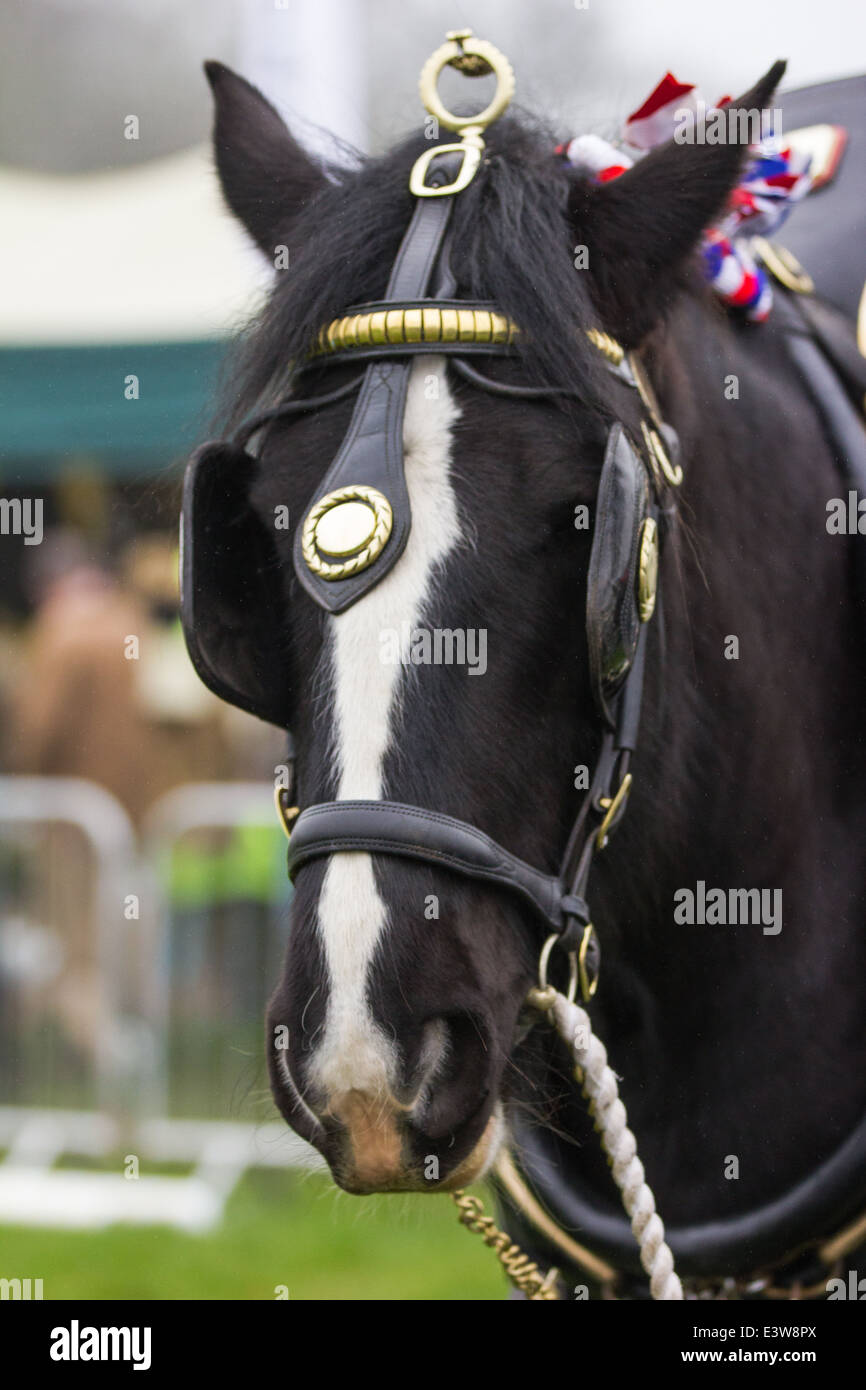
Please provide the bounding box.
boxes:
[308,356,462,1100]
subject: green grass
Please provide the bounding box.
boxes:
[0,1167,506,1301]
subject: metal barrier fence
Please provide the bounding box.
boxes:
[141,781,292,1121]
[0,776,318,1229]
[0,777,141,1115]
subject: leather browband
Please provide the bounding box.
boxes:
[304,305,627,370]
[286,800,588,934]
[309,300,520,363]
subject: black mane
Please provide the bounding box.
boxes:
[221,113,612,431]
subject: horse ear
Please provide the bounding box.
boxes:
[204,60,326,258]
[572,60,787,345]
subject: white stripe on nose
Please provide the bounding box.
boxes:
[307,356,462,1102]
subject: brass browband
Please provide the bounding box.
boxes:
[308,301,624,366]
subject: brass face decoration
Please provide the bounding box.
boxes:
[637,516,659,623]
[410,29,515,198]
[301,485,393,581]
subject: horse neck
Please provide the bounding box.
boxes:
[547,294,866,1215]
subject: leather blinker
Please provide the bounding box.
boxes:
[586,424,653,727]
[180,440,292,727]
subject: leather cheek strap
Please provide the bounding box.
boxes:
[286,800,589,934]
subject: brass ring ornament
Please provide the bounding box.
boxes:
[537,932,579,1005]
[418,28,515,134]
[301,484,393,580]
[410,30,515,198]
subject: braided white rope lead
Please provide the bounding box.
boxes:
[545,988,683,1300]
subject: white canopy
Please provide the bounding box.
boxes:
[0,146,270,347]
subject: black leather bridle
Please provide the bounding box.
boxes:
[253,147,673,1002]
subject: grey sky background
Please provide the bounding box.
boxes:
[0,0,861,172]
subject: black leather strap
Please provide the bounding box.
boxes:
[292,358,415,613]
[774,286,866,617]
[510,1108,866,1281]
[286,799,588,934]
[235,376,365,449]
[292,152,463,613]
[776,292,866,495]
[307,337,519,368]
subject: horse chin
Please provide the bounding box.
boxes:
[331,1104,505,1196]
[436,1108,506,1191]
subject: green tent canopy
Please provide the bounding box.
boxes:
[0,146,266,478]
[1,340,229,476]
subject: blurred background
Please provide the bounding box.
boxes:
[0,0,860,1301]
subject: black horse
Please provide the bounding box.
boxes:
[188,51,866,1298]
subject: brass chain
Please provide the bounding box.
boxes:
[451,1190,561,1299]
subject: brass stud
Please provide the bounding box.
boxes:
[404,308,423,342]
[422,306,442,341]
[315,499,378,556]
[440,309,459,342]
[473,309,492,342]
[457,308,476,341]
[301,485,393,581]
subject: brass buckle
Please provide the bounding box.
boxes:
[274,785,300,840]
[409,135,483,198]
[596,772,633,850]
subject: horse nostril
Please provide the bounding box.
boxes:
[406,1017,451,1100]
[409,1011,494,1140]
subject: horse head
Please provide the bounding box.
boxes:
[188,44,785,1197]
